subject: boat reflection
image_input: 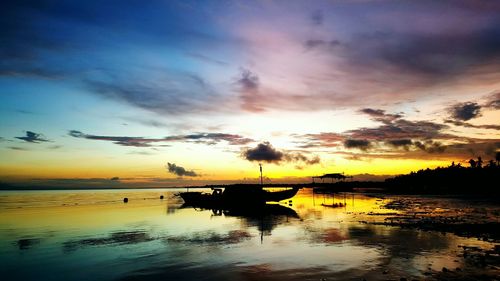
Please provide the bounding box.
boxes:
[181,202,300,235]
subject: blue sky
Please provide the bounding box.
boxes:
[1,0,499,187]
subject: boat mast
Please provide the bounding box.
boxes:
[259,163,263,186]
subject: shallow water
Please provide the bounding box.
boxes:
[0,189,497,281]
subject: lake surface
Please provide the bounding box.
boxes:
[0,189,498,281]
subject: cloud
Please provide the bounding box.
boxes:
[110,177,120,181]
[285,154,320,165]
[166,163,198,177]
[344,139,372,151]
[337,140,500,161]
[449,102,481,121]
[185,52,228,66]
[83,69,224,116]
[484,92,500,109]
[236,68,264,112]
[3,1,500,117]
[386,139,413,150]
[349,110,451,141]
[15,131,50,143]
[298,132,344,148]
[243,142,283,163]
[243,142,320,165]
[359,108,403,123]
[413,140,446,154]
[8,146,29,151]
[48,145,62,149]
[297,109,453,151]
[386,139,446,153]
[294,107,492,160]
[68,130,253,147]
[304,39,341,50]
[444,119,500,131]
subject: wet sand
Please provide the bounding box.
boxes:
[358,194,500,280]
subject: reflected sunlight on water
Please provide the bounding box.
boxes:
[0,189,497,281]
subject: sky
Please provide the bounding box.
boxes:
[1,0,499,188]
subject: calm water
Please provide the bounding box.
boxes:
[0,189,496,281]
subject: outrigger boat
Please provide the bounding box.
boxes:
[179,186,300,207]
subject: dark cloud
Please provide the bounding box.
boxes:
[347,119,451,141]
[295,108,474,158]
[297,109,452,150]
[386,139,413,150]
[69,130,253,147]
[166,163,198,177]
[449,102,481,121]
[413,140,446,154]
[110,177,120,181]
[15,131,50,143]
[386,139,446,153]
[337,140,500,161]
[243,142,320,165]
[359,108,403,123]
[243,142,284,163]
[344,139,372,151]
[350,109,451,141]
[237,68,259,91]
[69,130,155,147]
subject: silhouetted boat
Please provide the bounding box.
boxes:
[179,186,299,207]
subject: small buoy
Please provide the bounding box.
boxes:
[160,195,164,199]
[123,197,128,203]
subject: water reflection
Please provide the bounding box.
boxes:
[16,237,41,250]
[180,202,299,236]
[0,189,498,281]
[63,230,154,252]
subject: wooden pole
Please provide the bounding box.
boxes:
[259,163,263,186]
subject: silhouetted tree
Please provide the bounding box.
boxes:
[385,155,499,195]
[496,151,500,166]
[477,157,483,168]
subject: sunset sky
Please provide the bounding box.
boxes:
[1,0,499,188]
